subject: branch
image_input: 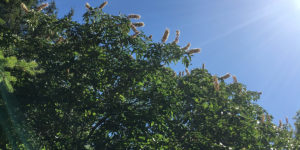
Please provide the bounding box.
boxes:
[86,116,109,141]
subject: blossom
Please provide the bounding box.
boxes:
[220,73,231,80]
[185,68,190,75]
[213,76,219,91]
[186,48,201,55]
[127,14,141,19]
[99,1,108,9]
[131,31,140,38]
[232,75,238,83]
[85,2,91,10]
[36,3,49,12]
[21,3,29,13]
[181,43,191,51]
[279,120,283,128]
[172,30,180,44]
[161,28,170,43]
[132,22,145,27]
[130,24,139,33]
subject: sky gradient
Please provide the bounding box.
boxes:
[51,0,300,125]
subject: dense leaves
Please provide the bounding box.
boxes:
[0,1,299,149]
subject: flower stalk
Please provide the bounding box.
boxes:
[36,3,49,12]
[161,28,170,43]
[99,1,108,9]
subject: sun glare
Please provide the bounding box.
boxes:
[293,0,300,10]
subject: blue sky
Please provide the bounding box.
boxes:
[52,0,300,125]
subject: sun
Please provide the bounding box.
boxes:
[293,0,300,10]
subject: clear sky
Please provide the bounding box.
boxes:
[51,0,300,125]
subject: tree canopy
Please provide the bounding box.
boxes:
[0,1,299,149]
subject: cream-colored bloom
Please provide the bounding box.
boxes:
[130,24,139,33]
[99,1,108,9]
[21,3,29,13]
[172,30,180,44]
[132,22,145,27]
[232,75,238,83]
[213,76,219,91]
[85,2,91,9]
[131,31,140,38]
[220,73,231,80]
[185,68,190,75]
[127,14,141,19]
[36,3,49,11]
[161,28,170,43]
[279,120,283,128]
[186,48,201,55]
[173,71,177,77]
[181,43,191,51]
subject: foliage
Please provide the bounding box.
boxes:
[0,50,42,92]
[0,1,299,149]
[0,0,56,34]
